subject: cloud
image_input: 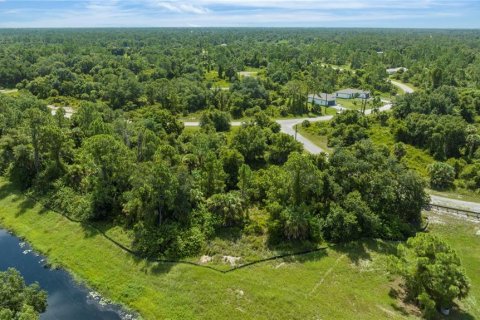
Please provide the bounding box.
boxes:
[145,1,209,14]
[0,0,478,28]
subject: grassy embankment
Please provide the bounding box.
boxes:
[0,178,478,319]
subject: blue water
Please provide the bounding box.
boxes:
[0,229,132,320]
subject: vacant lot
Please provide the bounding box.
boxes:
[0,179,477,319]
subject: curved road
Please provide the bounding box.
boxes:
[185,81,406,154]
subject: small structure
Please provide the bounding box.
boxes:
[335,89,370,99]
[386,67,408,75]
[308,93,336,106]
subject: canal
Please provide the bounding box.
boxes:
[0,228,135,319]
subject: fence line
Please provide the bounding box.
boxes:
[22,193,331,274]
[20,192,477,273]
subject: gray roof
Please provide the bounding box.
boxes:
[336,88,370,95]
[308,93,336,101]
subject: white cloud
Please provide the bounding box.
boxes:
[143,1,209,14]
[0,0,476,28]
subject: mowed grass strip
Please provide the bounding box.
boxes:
[0,179,420,319]
[426,212,480,318]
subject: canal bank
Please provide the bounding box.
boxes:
[0,229,134,319]
[0,180,150,318]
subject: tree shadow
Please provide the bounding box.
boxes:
[213,226,243,242]
[442,307,476,320]
[281,247,329,264]
[332,239,397,266]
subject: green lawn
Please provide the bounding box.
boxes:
[336,98,371,111]
[0,179,477,319]
[296,126,333,154]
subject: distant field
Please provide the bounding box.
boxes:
[205,70,231,88]
[0,88,19,95]
[0,179,478,319]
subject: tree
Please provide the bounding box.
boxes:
[76,134,134,219]
[220,148,244,190]
[207,191,244,227]
[393,142,407,160]
[0,268,47,320]
[427,162,455,190]
[284,152,323,206]
[267,132,303,165]
[431,67,443,89]
[237,163,253,207]
[390,233,470,318]
[123,159,178,226]
[199,151,226,198]
[232,125,267,164]
[25,108,49,175]
[200,110,231,132]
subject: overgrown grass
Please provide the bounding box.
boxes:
[205,70,230,88]
[367,124,435,178]
[0,178,430,320]
[427,189,480,204]
[296,125,333,154]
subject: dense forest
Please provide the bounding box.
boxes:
[0,28,479,259]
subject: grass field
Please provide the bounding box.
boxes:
[336,98,371,111]
[424,211,480,319]
[205,70,231,88]
[296,125,333,154]
[0,179,478,320]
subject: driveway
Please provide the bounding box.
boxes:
[390,80,414,94]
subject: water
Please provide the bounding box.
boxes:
[0,229,135,320]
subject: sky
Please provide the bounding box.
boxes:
[0,0,479,28]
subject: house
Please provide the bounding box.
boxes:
[308,93,336,106]
[335,89,370,99]
[386,67,408,75]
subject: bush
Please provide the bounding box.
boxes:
[302,120,311,128]
[321,205,359,242]
[200,110,231,132]
[427,162,455,190]
[390,233,470,318]
[133,222,207,258]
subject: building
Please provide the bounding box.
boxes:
[308,93,336,106]
[335,89,370,99]
[386,67,408,75]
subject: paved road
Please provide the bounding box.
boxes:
[390,80,414,94]
[185,81,411,154]
[430,195,480,213]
